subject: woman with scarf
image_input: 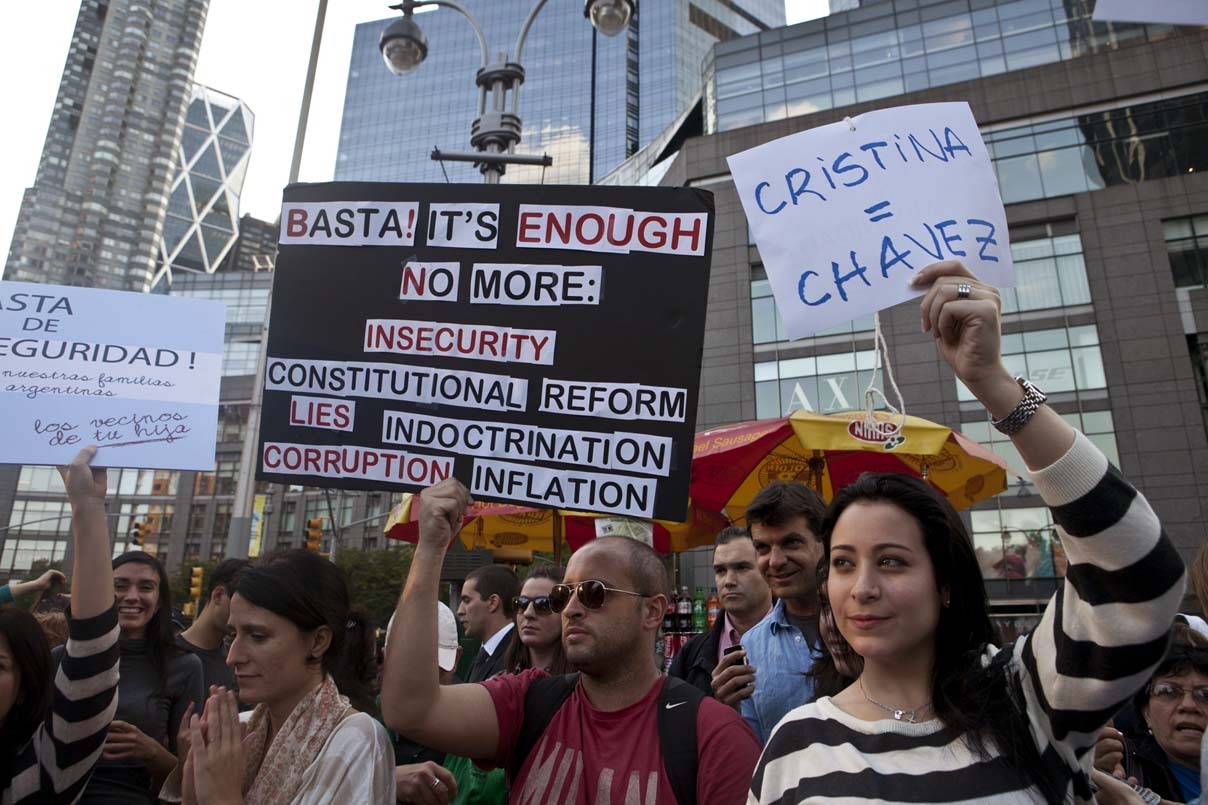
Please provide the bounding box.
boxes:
[165,549,395,803]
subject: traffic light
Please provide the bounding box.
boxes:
[189,566,204,600]
[129,520,149,546]
[306,518,324,552]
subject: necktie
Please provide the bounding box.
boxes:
[468,646,491,682]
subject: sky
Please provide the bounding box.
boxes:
[0,0,829,262]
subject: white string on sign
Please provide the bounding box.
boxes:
[860,311,908,449]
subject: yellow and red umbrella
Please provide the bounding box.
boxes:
[691,409,1009,524]
[384,495,728,557]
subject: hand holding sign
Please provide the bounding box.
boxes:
[727,102,1013,339]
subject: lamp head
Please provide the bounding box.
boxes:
[584,0,634,37]
[380,12,428,75]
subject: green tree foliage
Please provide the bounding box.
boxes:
[334,546,414,628]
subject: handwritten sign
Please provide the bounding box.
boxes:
[0,281,224,469]
[258,183,714,521]
[1093,0,1208,26]
[727,102,1013,339]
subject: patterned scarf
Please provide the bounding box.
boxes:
[241,675,352,805]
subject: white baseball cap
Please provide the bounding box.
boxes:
[384,602,461,673]
[436,601,460,672]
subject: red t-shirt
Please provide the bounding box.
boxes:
[482,669,760,804]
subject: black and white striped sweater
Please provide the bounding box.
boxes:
[749,432,1187,805]
[3,605,119,805]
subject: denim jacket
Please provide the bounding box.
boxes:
[738,599,817,743]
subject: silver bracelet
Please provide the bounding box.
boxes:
[990,376,1047,436]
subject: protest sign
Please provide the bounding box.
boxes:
[1093,0,1208,26]
[257,183,714,520]
[728,102,1013,340]
[0,281,224,469]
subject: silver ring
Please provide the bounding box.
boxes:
[431,778,443,788]
[956,283,972,300]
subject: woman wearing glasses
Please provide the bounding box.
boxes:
[504,566,570,675]
[1097,620,1207,802]
[749,262,1186,804]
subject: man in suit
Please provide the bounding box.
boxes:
[670,526,772,697]
[458,564,520,681]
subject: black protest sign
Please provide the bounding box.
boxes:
[257,182,714,521]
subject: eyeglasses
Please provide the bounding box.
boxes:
[511,595,555,615]
[548,580,649,612]
[1149,682,1208,706]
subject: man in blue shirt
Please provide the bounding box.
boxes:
[712,480,826,743]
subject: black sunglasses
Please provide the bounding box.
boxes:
[511,595,555,615]
[548,580,649,612]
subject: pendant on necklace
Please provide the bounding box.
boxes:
[893,710,906,721]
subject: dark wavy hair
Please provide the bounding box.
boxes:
[506,565,571,675]
[0,606,52,787]
[820,473,1062,803]
[113,551,178,688]
[235,550,376,713]
[1132,619,1208,719]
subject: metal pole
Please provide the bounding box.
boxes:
[227,295,272,558]
[288,0,328,185]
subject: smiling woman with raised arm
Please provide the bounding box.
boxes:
[1,446,120,804]
[748,261,1187,805]
[67,549,204,804]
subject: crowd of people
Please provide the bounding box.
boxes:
[0,261,1202,803]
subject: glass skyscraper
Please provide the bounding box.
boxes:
[336,0,784,186]
[153,85,255,288]
[5,0,208,291]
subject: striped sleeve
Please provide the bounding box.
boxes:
[1017,432,1186,771]
[6,604,119,804]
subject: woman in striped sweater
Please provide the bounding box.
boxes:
[749,262,1186,804]
[1,446,120,804]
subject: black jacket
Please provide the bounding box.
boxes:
[1123,732,1192,802]
[467,626,517,682]
[668,614,727,697]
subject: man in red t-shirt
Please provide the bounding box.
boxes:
[381,478,761,804]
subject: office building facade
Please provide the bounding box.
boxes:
[651,1,1208,621]
[335,0,784,186]
[153,84,255,288]
[5,0,208,291]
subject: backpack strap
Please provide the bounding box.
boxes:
[658,675,704,805]
[508,672,580,784]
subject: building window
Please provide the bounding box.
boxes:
[17,466,61,493]
[217,404,249,443]
[222,341,260,376]
[755,349,882,419]
[751,266,874,344]
[1002,232,1091,314]
[970,506,1067,581]
[214,460,239,496]
[961,410,1120,490]
[1164,214,1208,288]
[2,500,71,573]
[115,503,175,555]
[188,504,207,539]
[115,469,178,496]
[956,325,1105,401]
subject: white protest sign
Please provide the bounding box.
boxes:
[1093,0,1208,26]
[727,102,1013,340]
[0,281,224,469]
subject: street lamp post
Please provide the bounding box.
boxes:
[379,0,635,183]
